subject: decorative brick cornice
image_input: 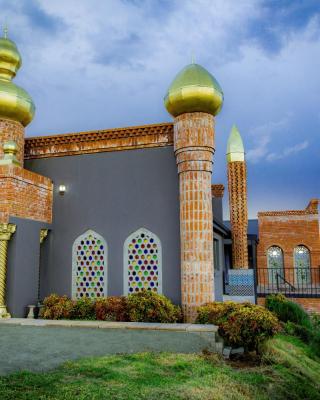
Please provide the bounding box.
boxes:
[211,184,224,198]
[24,122,174,159]
[258,199,319,217]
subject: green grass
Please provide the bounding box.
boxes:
[0,335,319,400]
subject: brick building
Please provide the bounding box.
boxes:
[0,34,318,321]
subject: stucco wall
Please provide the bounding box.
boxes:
[7,217,50,317]
[25,146,182,304]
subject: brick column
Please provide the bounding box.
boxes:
[0,119,24,166]
[0,223,16,318]
[227,161,248,269]
[174,112,215,322]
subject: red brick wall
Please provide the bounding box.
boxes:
[257,200,320,283]
[258,296,320,314]
[0,119,25,166]
[0,165,53,223]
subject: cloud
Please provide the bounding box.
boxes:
[246,115,291,163]
[266,140,309,161]
[0,0,319,217]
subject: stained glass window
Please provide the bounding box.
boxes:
[267,246,284,283]
[72,230,107,299]
[124,228,162,295]
[294,245,311,285]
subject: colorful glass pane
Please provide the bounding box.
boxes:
[72,230,107,299]
[124,228,162,295]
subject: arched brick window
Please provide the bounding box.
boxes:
[72,230,107,299]
[123,228,162,295]
[267,246,284,284]
[294,245,311,285]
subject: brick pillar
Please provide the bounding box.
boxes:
[0,223,16,318]
[174,112,215,322]
[0,119,24,166]
[227,161,248,268]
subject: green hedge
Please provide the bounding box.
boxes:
[196,301,280,352]
[40,291,182,323]
[265,294,320,357]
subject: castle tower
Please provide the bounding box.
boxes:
[164,63,223,321]
[226,125,248,269]
[0,29,35,165]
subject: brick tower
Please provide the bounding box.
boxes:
[226,125,248,269]
[164,63,223,321]
[0,31,52,318]
[0,29,35,165]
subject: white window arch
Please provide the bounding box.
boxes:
[72,230,107,299]
[294,245,311,285]
[123,228,162,295]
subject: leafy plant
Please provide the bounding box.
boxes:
[265,294,312,329]
[127,290,182,323]
[71,297,95,320]
[41,294,74,320]
[95,296,129,321]
[196,301,280,352]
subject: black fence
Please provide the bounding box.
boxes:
[256,267,320,298]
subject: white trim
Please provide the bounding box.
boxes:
[72,229,108,299]
[123,227,162,295]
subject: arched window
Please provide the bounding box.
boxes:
[124,228,162,295]
[267,246,284,284]
[294,245,311,285]
[72,230,107,299]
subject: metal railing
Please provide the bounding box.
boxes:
[256,267,320,298]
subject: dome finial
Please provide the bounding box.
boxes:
[226,125,245,162]
[191,52,195,64]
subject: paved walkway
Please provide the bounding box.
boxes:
[0,319,220,375]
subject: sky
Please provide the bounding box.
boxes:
[1,0,319,219]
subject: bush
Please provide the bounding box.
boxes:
[95,296,129,321]
[127,290,182,323]
[71,297,95,320]
[265,294,312,329]
[41,294,74,320]
[196,301,240,325]
[196,301,280,352]
[284,321,313,343]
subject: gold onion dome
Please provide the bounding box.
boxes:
[164,63,223,117]
[0,30,35,126]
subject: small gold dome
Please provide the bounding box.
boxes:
[164,63,223,117]
[0,33,35,126]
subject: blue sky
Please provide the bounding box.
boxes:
[1,0,319,218]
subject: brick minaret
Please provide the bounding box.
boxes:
[227,125,248,269]
[164,63,223,321]
[0,31,35,166]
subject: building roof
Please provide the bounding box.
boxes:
[24,122,174,159]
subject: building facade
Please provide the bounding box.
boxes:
[0,34,319,320]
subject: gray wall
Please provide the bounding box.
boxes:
[7,217,50,317]
[26,146,182,304]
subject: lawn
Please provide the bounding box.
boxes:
[0,334,319,400]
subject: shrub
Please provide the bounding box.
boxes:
[127,290,182,323]
[95,296,129,321]
[41,294,74,320]
[284,321,313,343]
[196,301,280,352]
[265,294,312,329]
[196,301,241,325]
[310,330,320,357]
[72,297,95,320]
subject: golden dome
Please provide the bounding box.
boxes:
[0,32,35,126]
[164,63,223,117]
